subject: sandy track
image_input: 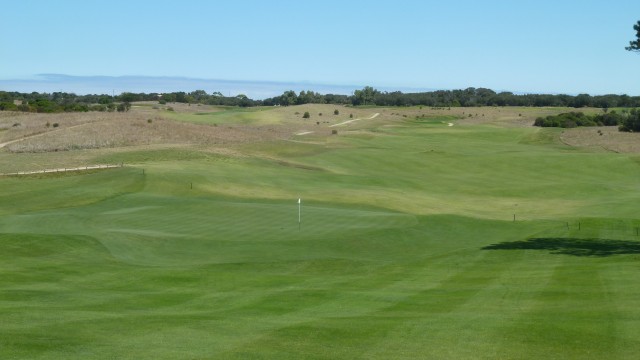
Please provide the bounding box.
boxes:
[0,123,91,149]
[0,164,122,176]
[329,113,380,127]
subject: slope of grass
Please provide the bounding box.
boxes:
[1,112,640,359]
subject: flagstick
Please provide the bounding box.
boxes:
[298,198,301,230]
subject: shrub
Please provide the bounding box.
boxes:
[0,102,18,111]
[334,109,339,115]
[52,123,59,128]
[147,119,153,123]
[319,113,323,116]
[534,112,599,128]
[594,111,625,126]
[302,111,310,119]
[619,108,640,132]
[349,114,353,118]
[331,129,338,135]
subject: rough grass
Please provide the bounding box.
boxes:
[1,106,640,358]
[1,112,290,153]
[561,125,640,153]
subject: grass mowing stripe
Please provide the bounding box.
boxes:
[496,259,618,358]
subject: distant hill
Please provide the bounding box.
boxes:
[0,74,435,100]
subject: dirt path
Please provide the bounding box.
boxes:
[0,123,91,149]
[329,113,380,127]
[0,164,122,176]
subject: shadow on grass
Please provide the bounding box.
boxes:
[482,237,640,257]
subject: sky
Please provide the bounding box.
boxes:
[1,0,639,98]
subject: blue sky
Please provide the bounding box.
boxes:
[1,0,639,97]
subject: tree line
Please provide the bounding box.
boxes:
[2,87,639,114]
[262,87,640,108]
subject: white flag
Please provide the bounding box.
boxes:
[298,198,301,204]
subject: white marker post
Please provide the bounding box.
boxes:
[298,198,301,230]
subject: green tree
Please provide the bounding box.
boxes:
[119,92,138,103]
[189,90,208,102]
[626,20,640,52]
[280,90,298,106]
[353,86,379,106]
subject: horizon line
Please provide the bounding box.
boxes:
[0,73,637,99]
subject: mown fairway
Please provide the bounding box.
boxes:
[1,107,640,359]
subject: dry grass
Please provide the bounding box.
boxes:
[561,126,640,153]
[0,104,385,153]
[131,101,228,115]
[1,111,291,153]
[0,112,104,145]
[1,104,637,170]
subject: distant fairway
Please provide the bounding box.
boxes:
[1,106,640,358]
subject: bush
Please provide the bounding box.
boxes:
[331,129,338,135]
[52,123,59,128]
[619,109,640,132]
[0,102,18,111]
[534,112,599,128]
[594,111,625,126]
[334,109,339,115]
[117,102,131,112]
[319,113,323,116]
[302,111,310,119]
